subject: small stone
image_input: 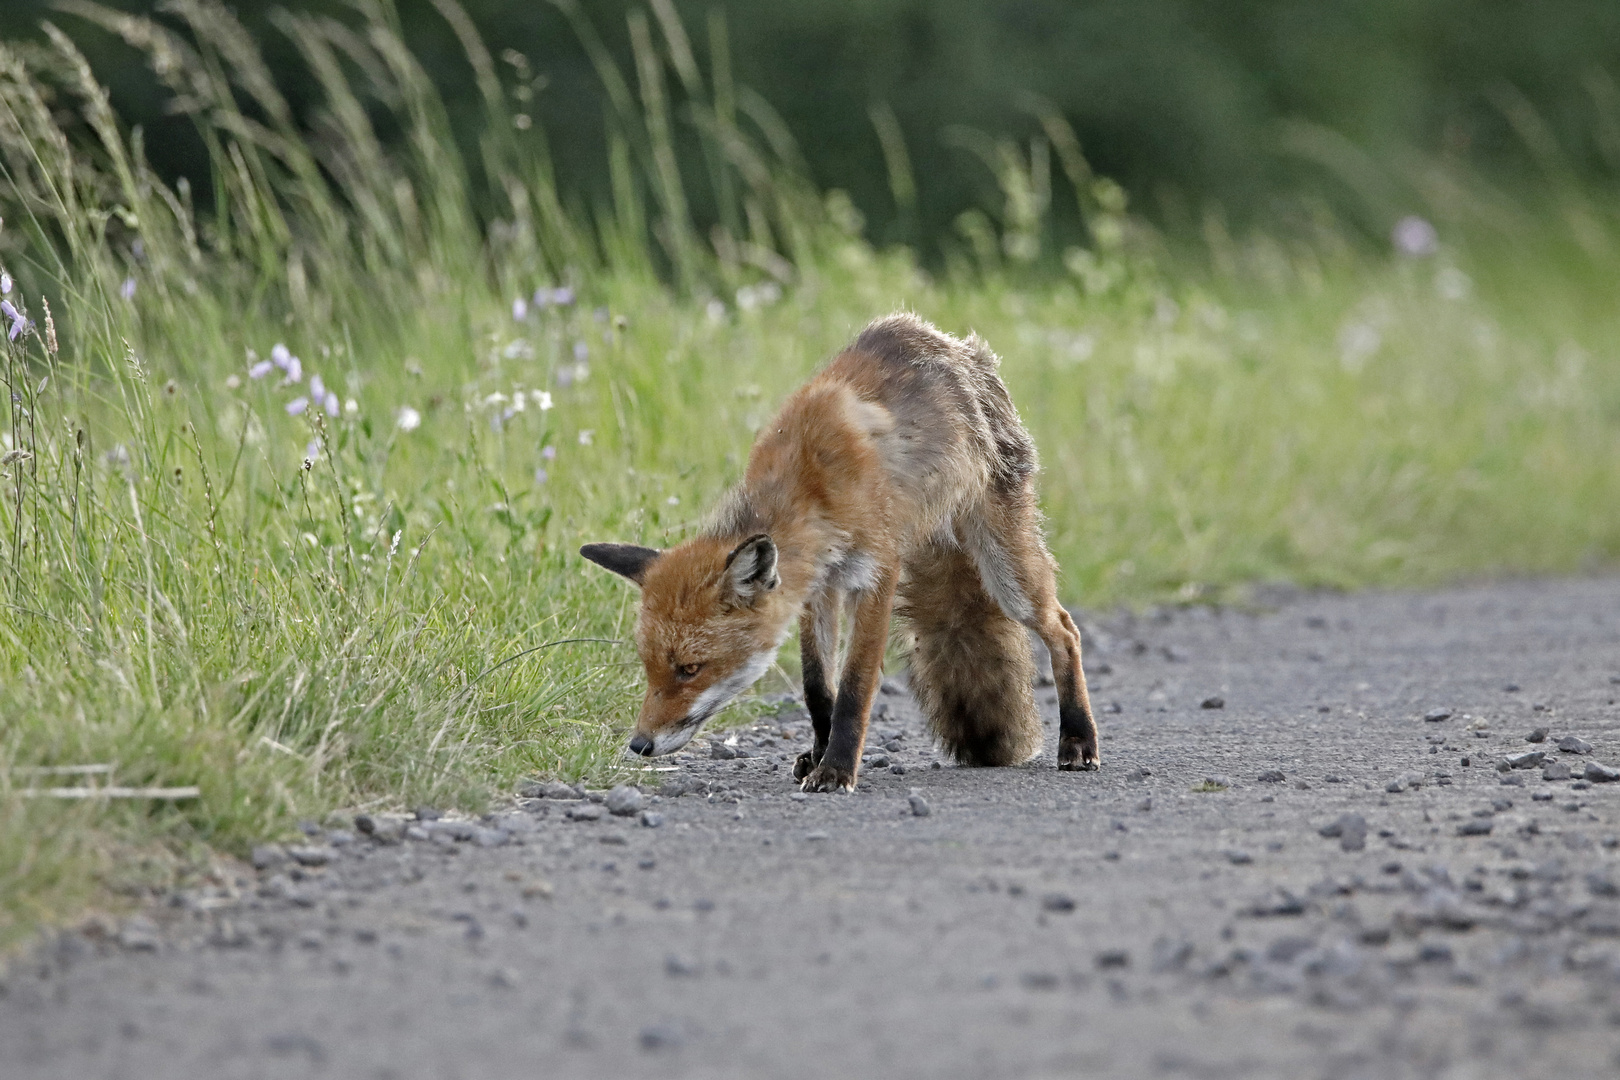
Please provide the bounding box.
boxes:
[1457,819,1493,836]
[664,954,699,977]
[536,780,580,799]
[1201,696,1225,710]
[1095,949,1130,969]
[117,917,160,951]
[908,794,931,818]
[1526,728,1549,743]
[1317,813,1367,852]
[605,785,644,816]
[1020,971,1060,991]
[404,825,429,841]
[1499,774,1525,787]
[1257,769,1286,783]
[1226,850,1254,865]
[251,844,287,871]
[640,810,664,828]
[1424,708,1453,722]
[865,754,890,769]
[288,846,330,867]
[1504,683,1521,692]
[884,739,903,753]
[1544,760,1573,781]
[414,806,442,821]
[889,763,906,775]
[1042,892,1077,913]
[353,814,378,835]
[1558,736,1593,755]
[1505,751,1546,770]
[567,803,604,822]
[710,742,737,760]
[472,828,509,848]
[805,831,829,842]
[1587,873,1620,898]
[1137,797,1153,812]
[639,1024,685,1052]
[1584,761,1620,783]
[326,829,355,847]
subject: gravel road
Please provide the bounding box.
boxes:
[6,578,1620,1079]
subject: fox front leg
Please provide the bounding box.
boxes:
[793,599,839,781]
[801,571,896,793]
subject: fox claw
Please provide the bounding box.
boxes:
[799,762,857,793]
[1058,734,1100,771]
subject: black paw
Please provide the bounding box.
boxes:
[1058,734,1100,771]
[799,762,857,793]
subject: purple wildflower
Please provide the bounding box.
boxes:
[541,445,556,461]
[271,343,292,369]
[120,277,136,301]
[512,297,528,321]
[1,299,26,341]
[0,272,11,294]
[552,285,575,307]
[572,341,589,362]
[534,467,548,484]
[323,392,340,416]
[283,355,302,385]
[248,360,273,379]
[285,396,309,415]
[310,374,325,400]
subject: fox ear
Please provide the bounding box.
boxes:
[723,533,779,605]
[580,542,661,586]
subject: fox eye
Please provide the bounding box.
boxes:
[675,662,702,680]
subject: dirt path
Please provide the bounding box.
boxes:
[5,578,1620,1080]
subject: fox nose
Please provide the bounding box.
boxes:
[628,733,655,757]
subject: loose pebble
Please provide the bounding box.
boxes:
[1256,770,1286,783]
[1201,696,1225,710]
[908,794,931,818]
[1557,736,1593,755]
[711,742,738,760]
[1543,761,1573,781]
[414,806,442,821]
[567,804,605,822]
[640,810,665,828]
[1584,761,1620,783]
[1424,708,1453,722]
[1226,850,1254,865]
[1526,727,1549,743]
[1457,819,1493,836]
[1042,893,1077,913]
[288,846,330,867]
[605,785,645,816]
[251,845,287,871]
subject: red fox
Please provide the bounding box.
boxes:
[582,313,1099,791]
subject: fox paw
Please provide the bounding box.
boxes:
[792,751,819,780]
[1058,734,1100,772]
[799,762,857,793]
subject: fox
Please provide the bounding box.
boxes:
[581,312,1099,792]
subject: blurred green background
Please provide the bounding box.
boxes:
[17,0,1620,251]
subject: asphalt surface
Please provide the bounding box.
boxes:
[5,577,1620,1080]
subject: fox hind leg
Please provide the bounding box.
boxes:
[900,544,1043,767]
[962,495,1101,771]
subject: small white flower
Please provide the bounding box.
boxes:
[534,467,548,483]
[541,445,556,461]
[511,390,527,412]
[286,396,309,415]
[572,340,589,362]
[536,391,553,411]
[0,272,11,294]
[512,297,528,321]
[120,277,136,301]
[1392,215,1439,258]
[323,392,340,416]
[248,360,273,379]
[667,495,680,506]
[396,406,422,432]
[578,429,594,446]
[225,374,241,390]
[482,392,508,407]
[344,398,359,416]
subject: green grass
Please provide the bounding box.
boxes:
[2,0,1618,949]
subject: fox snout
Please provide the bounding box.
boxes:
[628,732,655,756]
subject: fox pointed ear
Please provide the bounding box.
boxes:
[580,542,661,586]
[723,533,779,605]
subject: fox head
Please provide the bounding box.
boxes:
[581,534,793,756]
